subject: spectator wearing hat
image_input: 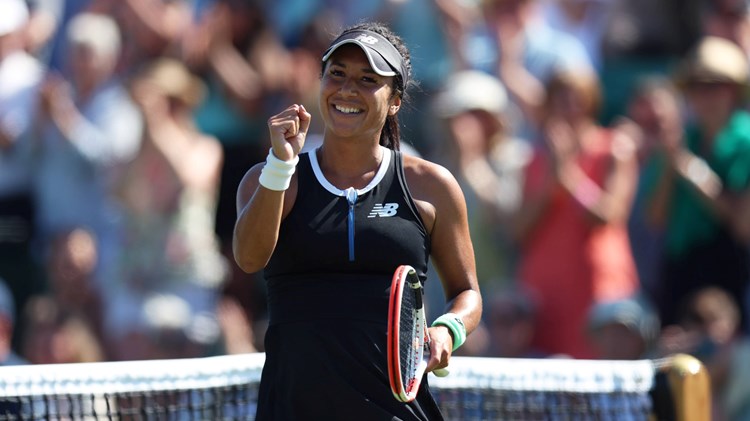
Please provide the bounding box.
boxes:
[587,295,660,360]
[433,70,532,284]
[652,36,750,330]
[31,12,143,295]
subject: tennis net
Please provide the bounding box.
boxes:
[0,353,708,420]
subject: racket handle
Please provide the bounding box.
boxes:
[432,367,449,377]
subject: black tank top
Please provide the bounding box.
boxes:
[267,146,428,273]
[265,147,430,300]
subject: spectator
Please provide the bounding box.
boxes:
[659,287,750,421]
[586,295,660,360]
[463,0,594,139]
[22,0,59,58]
[597,0,701,124]
[19,296,104,364]
[539,0,617,70]
[433,69,531,284]
[90,0,193,75]
[110,57,227,359]
[31,12,143,293]
[115,293,221,361]
[653,36,750,329]
[45,226,105,348]
[385,0,470,156]
[515,67,640,358]
[0,0,46,348]
[483,287,543,358]
[31,0,91,74]
[700,0,750,57]
[182,0,293,336]
[621,76,684,300]
[601,0,700,59]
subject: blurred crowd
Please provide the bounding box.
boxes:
[1,0,750,419]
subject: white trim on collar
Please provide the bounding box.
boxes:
[309,146,392,196]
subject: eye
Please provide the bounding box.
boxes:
[361,76,378,84]
[329,68,345,77]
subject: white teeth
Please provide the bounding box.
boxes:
[335,105,361,114]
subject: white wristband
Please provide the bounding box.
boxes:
[258,148,299,191]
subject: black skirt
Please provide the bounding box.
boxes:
[254,276,443,421]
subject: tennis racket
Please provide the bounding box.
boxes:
[387,264,449,403]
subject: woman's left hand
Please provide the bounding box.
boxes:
[426,325,453,374]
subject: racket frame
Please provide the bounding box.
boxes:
[387,265,430,402]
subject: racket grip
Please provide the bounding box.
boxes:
[432,367,449,377]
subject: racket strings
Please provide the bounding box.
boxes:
[399,283,422,393]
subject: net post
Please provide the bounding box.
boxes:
[661,353,711,421]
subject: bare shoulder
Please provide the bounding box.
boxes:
[402,154,466,232]
[403,154,460,195]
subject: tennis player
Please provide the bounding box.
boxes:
[233,21,482,420]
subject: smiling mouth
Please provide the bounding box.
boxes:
[334,104,363,114]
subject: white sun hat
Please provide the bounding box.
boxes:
[433,70,509,118]
[0,0,29,37]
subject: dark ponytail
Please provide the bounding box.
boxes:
[382,113,401,151]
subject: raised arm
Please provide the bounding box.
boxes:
[557,128,639,225]
[232,104,310,273]
[404,156,482,372]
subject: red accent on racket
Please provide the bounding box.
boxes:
[387,265,449,403]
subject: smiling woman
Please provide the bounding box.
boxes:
[231,21,482,421]
[318,24,410,153]
[318,41,402,151]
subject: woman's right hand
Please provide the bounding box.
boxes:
[544,118,577,174]
[267,104,311,161]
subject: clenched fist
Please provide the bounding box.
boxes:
[267,104,312,161]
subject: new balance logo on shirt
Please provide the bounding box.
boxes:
[368,203,398,218]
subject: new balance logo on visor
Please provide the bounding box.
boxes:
[357,34,379,45]
[368,203,398,218]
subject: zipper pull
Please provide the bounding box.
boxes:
[345,187,358,262]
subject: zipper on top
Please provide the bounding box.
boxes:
[345,187,358,261]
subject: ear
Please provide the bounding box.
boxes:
[388,96,402,116]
